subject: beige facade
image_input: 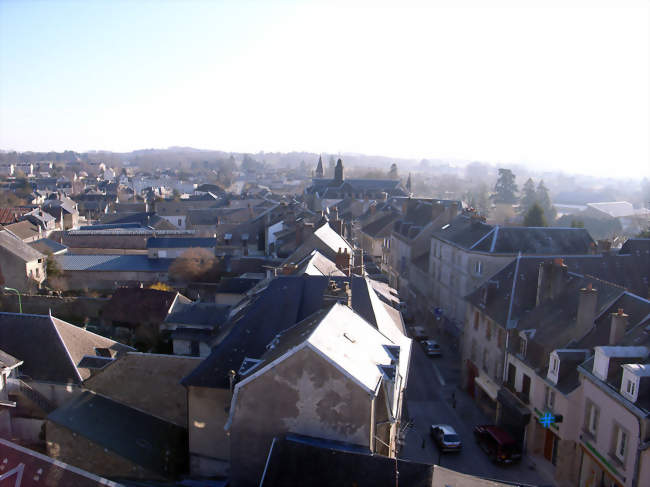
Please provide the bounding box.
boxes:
[228,346,392,487]
[577,369,650,487]
[187,385,232,477]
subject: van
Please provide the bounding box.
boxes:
[473,425,522,464]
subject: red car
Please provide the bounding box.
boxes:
[473,425,522,464]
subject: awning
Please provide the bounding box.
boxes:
[475,373,499,401]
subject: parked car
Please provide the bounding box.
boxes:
[410,325,429,342]
[473,425,522,464]
[430,424,462,452]
[422,339,442,357]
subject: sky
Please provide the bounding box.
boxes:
[0,0,648,178]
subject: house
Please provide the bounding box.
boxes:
[0,349,22,437]
[163,301,230,356]
[464,255,650,487]
[83,352,202,427]
[42,196,79,230]
[46,391,187,481]
[357,210,400,263]
[0,311,131,445]
[577,345,650,487]
[427,211,596,337]
[101,288,190,348]
[180,274,409,478]
[282,219,354,268]
[0,229,46,290]
[0,437,125,487]
[226,302,410,486]
[56,254,173,291]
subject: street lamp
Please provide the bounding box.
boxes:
[3,286,22,313]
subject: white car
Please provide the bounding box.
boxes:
[431,424,462,452]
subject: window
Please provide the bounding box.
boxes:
[35,268,40,278]
[474,260,483,275]
[545,386,555,410]
[585,401,599,437]
[486,321,492,340]
[498,328,505,349]
[626,379,636,396]
[551,356,559,374]
[474,311,480,331]
[519,337,527,357]
[615,426,627,462]
[482,349,489,373]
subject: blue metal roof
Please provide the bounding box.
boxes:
[147,237,217,249]
[59,254,172,272]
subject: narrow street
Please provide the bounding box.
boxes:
[400,329,553,486]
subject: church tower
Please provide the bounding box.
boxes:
[335,158,344,183]
[315,155,324,178]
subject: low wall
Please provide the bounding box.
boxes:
[0,294,108,324]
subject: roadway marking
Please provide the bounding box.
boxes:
[432,363,446,386]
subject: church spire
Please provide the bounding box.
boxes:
[315,155,324,178]
[335,158,344,183]
[406,172,412,193]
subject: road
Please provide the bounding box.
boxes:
[399,337,552,486]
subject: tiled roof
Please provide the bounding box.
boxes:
[0,207,30,224]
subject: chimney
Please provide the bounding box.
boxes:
[536,258,568,305]
[370,204,376,216]
[609,308,628,345]
[576,283,598,339]
[323,280,352,308]
[295,220,305,246]
[335,248,351,276]
[352,248,364,275]
[597,239,612,253]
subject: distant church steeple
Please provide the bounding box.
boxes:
[334,158,344,183]
[315,155,324,178]
[406,173,412,193]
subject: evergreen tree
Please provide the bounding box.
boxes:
[524,203,547,227]
[536,180,556,222]
[389,163,398,179]
[519,178,537,214]
[492,168,518,204]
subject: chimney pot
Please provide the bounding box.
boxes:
[618,308,624,316]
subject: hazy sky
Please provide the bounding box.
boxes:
[1,0,648,177]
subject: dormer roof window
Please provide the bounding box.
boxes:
[621,363,650,403]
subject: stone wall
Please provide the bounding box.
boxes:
[0,294,107,324]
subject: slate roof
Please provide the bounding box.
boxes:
[282,222,353,264]
[164,301,231,328]
[293,250,345,276]
[0,312,131,383]
[587,201,635,218]
[0,438,124,487]
[260,434,433,487]
[47,391,187,477]
[0,229,44,262]
[58,254,173,272]
[360,212,400,238]
[29,237,68,255]
[103,289,188,325]
[216,277,262,294]
[181,275,409,389]
[433,212,595,254]
[620,238,650,256]
[147,237,216,249]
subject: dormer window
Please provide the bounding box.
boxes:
[625,378,635,396]
[547,352,560,385]
[551,356,559,374]
[519,338,527,358]
[474,260,483,275]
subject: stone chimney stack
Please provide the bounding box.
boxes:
[352,248,364,275]
[536,258,568,305]
[323,280,352,308]
[335,248,351,276]
[576,283,598,339]
[609,308,628,345]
